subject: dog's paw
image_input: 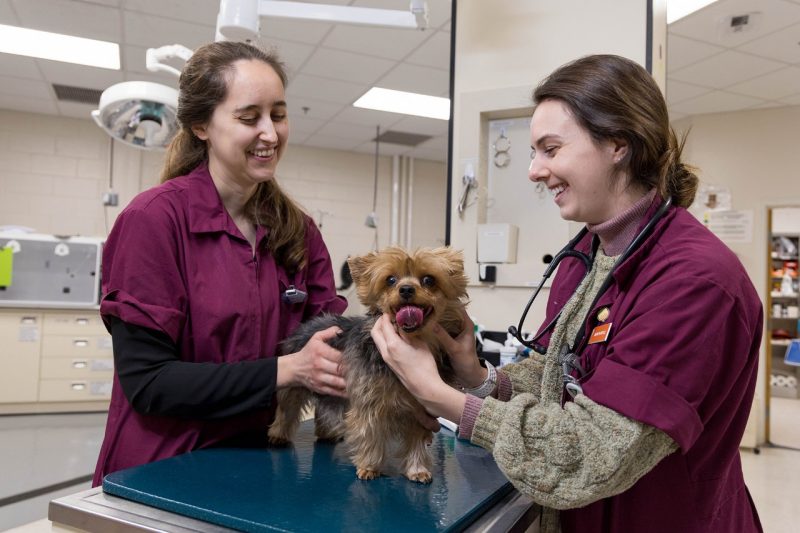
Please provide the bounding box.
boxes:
[266,435,292,447]
[356,468,381,480]
[406,470,432,484]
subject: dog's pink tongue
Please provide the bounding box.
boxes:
[396,306,424,330]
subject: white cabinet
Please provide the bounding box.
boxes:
[0,311,42,403]
[0,308,112,412]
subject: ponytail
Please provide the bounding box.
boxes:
[660,128,699,208]
[160,129,206,183]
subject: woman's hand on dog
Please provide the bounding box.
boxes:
[433,310,487,389]
[277,326,348,398]
[371,315,466,423]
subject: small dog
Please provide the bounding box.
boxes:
[268,246,469,483]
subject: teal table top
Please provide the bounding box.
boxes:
[103,422,513,532]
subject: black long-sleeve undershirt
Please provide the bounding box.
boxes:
[109,317,278,419]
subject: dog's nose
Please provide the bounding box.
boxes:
[399,285,415,300]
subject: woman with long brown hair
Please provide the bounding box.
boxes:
[93,41,348,484]
[373,54,763,532]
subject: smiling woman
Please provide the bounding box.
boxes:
[92,41,348,487]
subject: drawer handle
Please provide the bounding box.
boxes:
[75,318,89,325]
[72,360,88,369]
[71,382,86,391]
[21,317,37,325]
[73,339,89,348]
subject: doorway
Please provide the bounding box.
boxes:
[767,206,800,449]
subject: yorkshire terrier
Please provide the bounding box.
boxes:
[268,246,469,483]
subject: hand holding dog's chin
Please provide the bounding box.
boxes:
[371,314,466,421]
[433,313,486,389]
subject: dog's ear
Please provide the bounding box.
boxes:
[347,253,375,286]
[430,246,464,275]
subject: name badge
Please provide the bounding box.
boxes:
[588,322,612,344]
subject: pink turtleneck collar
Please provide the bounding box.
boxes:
[586,189,657,256]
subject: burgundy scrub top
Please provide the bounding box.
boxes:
[93,163,346,486]
[539,196,763,532]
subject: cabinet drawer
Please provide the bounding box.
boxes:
[43,311,107,335]
[40,357,114,380]
[38,378,112,402]
[42,334,112,358]
[0,312,42,403]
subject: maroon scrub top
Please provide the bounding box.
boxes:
[93,163,347,486]
[538,196,763,532]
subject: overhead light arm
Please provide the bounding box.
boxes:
[216,0,428,41]
[145,44,194,77]
[94,0,429,150]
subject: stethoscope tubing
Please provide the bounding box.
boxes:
[509,196,673,357]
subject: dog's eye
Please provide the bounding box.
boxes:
[387,276,397,287]
[421,275,435,287]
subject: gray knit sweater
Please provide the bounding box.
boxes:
[471,252,678,533]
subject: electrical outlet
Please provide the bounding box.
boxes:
[102,192,119,207]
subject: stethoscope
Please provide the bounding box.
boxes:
[508,196,673,398]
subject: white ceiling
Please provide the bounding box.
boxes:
[0,0,796,163]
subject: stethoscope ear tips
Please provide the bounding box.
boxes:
[542,254,553,264]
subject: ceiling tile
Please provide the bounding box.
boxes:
[0,76,52,99]
[727,66,800,99]
[12,0,121,42]
[322,24,428,61]
[0,93,58,114]
[376,63,449,95]
[405,30,451,69]
[334,106,405,129]
[666,34,724,73]
[738,22,800,64]
[670,90,764,115]
[778,92,800,105]
[669,0,800,48]
[316,121,381,141]
[668,110,689,122]
[287,97,343,121]
[257,18,333,45]
[302,48,395,85]
[37,60,123,89]
[257,38,315,76]
[123,0,219,27]
[303,133,362,152]
[289,73,366,105]
[389,115,449,136]
[0,0,18,23]
[0,53,44,80]
[669,50,785,89]
[123,11,214,49]
[666,79,713,105]
[747,100,790,110]
[287,115,326,136]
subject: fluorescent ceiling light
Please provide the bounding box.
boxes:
[667,0,719,24]
[0,24,120,69]
[354,88,450,120]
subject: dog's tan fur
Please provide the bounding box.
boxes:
[268,246,469,483]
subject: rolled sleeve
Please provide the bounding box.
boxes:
[100,198,187,344]
[582,359,702,451]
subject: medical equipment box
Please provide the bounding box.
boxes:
[477,223,519,263]
[0,233,103,308]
